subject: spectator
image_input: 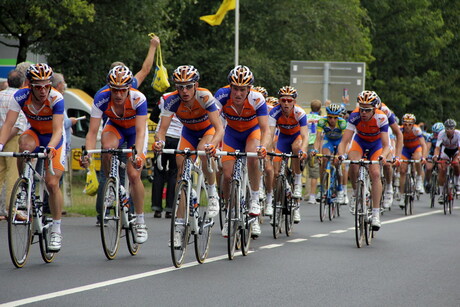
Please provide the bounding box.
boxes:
[150,95,182,218]
[306,99,322,203]
[0,70,27,220]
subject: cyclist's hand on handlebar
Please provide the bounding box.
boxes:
[131,155,144,170]
[309,149,318,157]
[257,146,267,158]
[153,140,165,152]
[378,155,386,165]
[46,146,57,159]
[0,144,3,152]
[204,144,217,157]
[420,157,427,165]
[393,156,401,167]
[432,155,439,162]
[298,150,308,161]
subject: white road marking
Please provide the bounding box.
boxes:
[2,209,447,306]
[330,229,348,234]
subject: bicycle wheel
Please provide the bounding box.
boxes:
[39,216,55,263]
[272,176,284,239]
[448,177,454,215]
[227,181,240,260]
[195,183,212,264]
[8,178,33,268]
[404,174,412,216]
[443,183,448,215]
[319,172,329,222]
[218,172,226,230]
[171,181,189,268]
[285,198,295,236]
[328,168,337,221]
[241,184,252,256]
[126,212,140,256]
[430,172,437,208]
[365,198,373,246]
[355,180,365,248]
[100,177,121,260]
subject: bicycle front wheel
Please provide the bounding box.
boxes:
[355,180,365,248]
[272,176,284,239]
[285,198,295,236]
[241,184,252,256]
[228,181,240,260]
[320,172,329,222]
[8,178,33,268]
[126,213,140,256]
[195,184,213,264]
[39,216,55,263]
[171,181,189,268]
[404,174,412,216]
[100,178,121,260]
[430,173,437,208]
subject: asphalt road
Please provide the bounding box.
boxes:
[0,193,459,306]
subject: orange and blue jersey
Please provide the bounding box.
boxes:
[215,86,268,133]
[269,105,306,155]
[400,124,423,149]
[11,87,64,135]
[379,103,396,125]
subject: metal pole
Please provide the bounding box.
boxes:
[323,62,330,103]
[234,0,239,66]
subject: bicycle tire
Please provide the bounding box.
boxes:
[285,198,295,236]
[218,172,227,231]
[227,180,240,260]
[443,183,448,215]
[100,177,121,260]
[171,181,189,267]
[195,183,212,264]
[8,178,33,268]
[355,180,365,248]
[430,171,437,208]
[126,213,140,256]
[320,171,329,222]
[404,173,412,216]
[39,216,55,263]
[272,176,284,239]
[328,167,338,221]
[365,196,373,246]
[241,184,252,256]
[448,174,454,215]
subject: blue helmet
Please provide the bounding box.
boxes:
[431,122,445,133]
[326,103,342,116]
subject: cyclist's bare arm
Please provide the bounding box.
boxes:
[299,125,309,153]
[0,110,19,147]
[208,110,224,148]
[419,136,428,158]
[337,129,353,157]
[154,115,173,144]
[134,115,147,153]
[258,114,270,149]
[267,126,277,151]
[381,131,391,160]
[85,116,102,152]
[49,114,64,149]
[313,130,323,153]
[390,122,403,157]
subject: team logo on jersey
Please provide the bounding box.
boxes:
[200,95,209,103]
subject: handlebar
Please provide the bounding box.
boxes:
[156,148,213,173]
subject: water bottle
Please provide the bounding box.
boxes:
[190,188,198,216]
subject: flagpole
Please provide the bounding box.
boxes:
[234,0,239,66]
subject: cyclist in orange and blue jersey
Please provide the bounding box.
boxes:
[0,63,65,252]
[313,103,347,203]
[215,65,270,237]
[269,86,308,223]
[83,65,150,245]
[395,113,427,208]
[337,91,390,230]
[154,65,224,227]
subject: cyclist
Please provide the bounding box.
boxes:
[312,103,347,203]
[336,90,390,230]
[82,65,149,244]
[395,113,427,208]
[0,63,65,251]
[425,122,444,191]
[215,65,270,237]
[433,119,460,203]
[268,86,308,223]
[154,66,224,228]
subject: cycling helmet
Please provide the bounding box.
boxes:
[172,65,200,83]
[278,86,298,99]
[26,63,53,81]
[106,65,133,89]
[431,122,445,133]
[254,86,268,98]
[227,65,254,86]
[326,103,342,116]
[444,119,456,129]
[357,90,380,107]
[402,113,416,123]
[266,96,279,107]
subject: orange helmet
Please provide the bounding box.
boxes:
[228,65,254,86]
[26,63,53,81]
[106,65,133,89]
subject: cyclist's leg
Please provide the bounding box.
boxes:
[369,145,384,230]
[246,129,262,216]
[412,146,424,192]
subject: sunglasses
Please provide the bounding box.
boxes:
[110,87,129,93]
[403,122,414,126]
[359,107,374,113]
[327,116,338,119]
[31,83,51,91]
[280,98,294,103]
[176,83,195,91]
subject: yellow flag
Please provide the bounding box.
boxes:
[200,0,236,26]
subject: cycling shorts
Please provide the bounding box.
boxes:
[222,125,260,162]
[322,137,341,154]
[178,125,215,151]
[440,146,458,160]
[349,135,382,161]
[273,132,301,162]
[402,145,421,160]
[103,121,148,159]
[23,129,66,172]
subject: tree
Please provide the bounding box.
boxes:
[0,0,95,64]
